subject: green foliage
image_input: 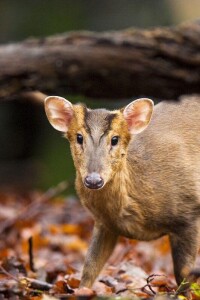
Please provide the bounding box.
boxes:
[190,282,200,297]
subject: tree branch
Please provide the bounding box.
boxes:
[1,20,200,101]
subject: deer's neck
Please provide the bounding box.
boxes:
[76,158,145,220]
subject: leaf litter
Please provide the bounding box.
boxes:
[0,182,199,300]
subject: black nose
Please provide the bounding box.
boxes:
[84,172,104,189]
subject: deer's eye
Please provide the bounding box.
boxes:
[77,134,83,145]
[111,136,119,146]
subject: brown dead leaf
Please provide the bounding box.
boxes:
[49,224,82,235]
[157,236,171,255]
[74,286,96,296]
[65,274,81,289]
[52,279,74,294]
[93,281,114,295]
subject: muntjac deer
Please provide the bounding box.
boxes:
[45,95,200,288]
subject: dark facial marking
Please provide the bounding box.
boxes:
[83,106,92,136]
[84,108,117,142]
[103,113,117,135]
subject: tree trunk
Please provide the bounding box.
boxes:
[1,20,200,101]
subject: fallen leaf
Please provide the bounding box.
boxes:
[74,286,96,296]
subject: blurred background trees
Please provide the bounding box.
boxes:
[0,0,199,191]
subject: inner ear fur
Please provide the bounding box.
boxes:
[123,98,154,134]
[45,96,74,132]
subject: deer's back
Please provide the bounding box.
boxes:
[128,96,200,216]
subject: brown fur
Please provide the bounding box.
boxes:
[45,95,200,288]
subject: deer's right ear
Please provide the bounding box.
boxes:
[44,96,74,132]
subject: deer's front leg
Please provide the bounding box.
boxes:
[170,222,200,287]
[80,223,118,288]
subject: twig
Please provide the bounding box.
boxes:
[141,285,156,296]
[20,277,53,291]
[0,180,69,235]
[28,236,36,272]
[0,263,53,293]
[141,274,169,296]
[0,264,19,282]
[20,91,47,105]
[174,278,190,296]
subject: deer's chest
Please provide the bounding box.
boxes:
[82,194,165,241]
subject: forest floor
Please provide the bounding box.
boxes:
[0,182,200,300]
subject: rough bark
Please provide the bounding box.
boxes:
[1,20,200,101]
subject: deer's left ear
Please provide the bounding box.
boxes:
[123,98,154,134]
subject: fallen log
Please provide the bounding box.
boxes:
[1,20,200,101]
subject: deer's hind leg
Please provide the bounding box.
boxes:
[170,220,200,288]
